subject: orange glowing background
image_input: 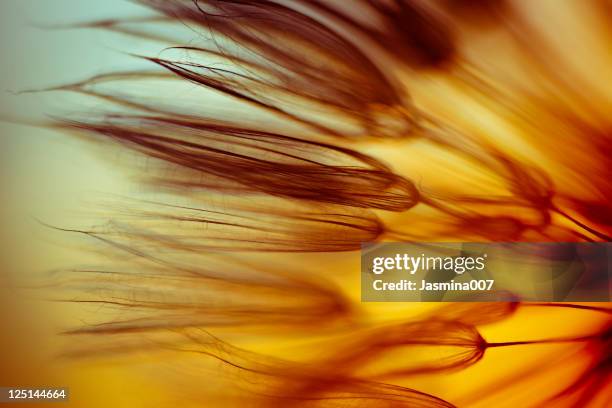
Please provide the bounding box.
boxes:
[0,1,610,407]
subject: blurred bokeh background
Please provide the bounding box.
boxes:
[0,2,170,406]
